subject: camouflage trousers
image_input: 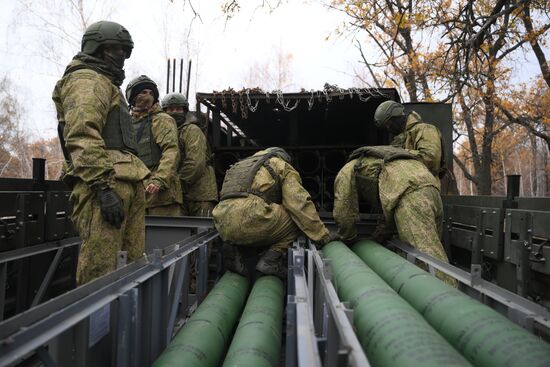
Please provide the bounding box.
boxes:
[213,198,299,253]
[147,203,183,216]
[394,186,457,287]
[182,200,216,217]
[71,179,146,285]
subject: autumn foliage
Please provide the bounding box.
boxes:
[330,0,550,196]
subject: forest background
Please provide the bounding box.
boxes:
[1,0,549,197]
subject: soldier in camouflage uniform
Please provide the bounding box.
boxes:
[161,93,218,216]
[126,76,182,216]
[374,100,444,176]
[333,145,456,286]
[213,148,333,276]
[374,100,458,194]
[53,21,150,284]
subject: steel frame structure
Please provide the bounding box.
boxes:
[0,226,217,367]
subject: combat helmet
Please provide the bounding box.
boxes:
[125,75,159,106]
[265,147,292,164]
[161,93,189,111]
[81,20,134,57]
[374,100,405,127]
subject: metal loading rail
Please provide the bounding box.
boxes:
[0,229,217,367]
[286,238,550,367]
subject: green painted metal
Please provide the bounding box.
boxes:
[222,275,284,367]
[353,240,550,367]
[322,241,471,367]
[153,272,249,367]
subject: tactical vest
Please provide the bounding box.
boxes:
[58,64,138,162]
[133,113,162,169]
[348,146,418,208]
[219,153,282,204]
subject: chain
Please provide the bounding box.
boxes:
[213,87,392,115]
[230,92,238,114]
[274,90,300,112]
[307,90,315,111]
[239,91,248,119]
[220,92,228,109]
[322,89,332,102]
[246,89,259,113]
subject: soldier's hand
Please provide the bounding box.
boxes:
[98,189,125,229]
[145,183,160,194]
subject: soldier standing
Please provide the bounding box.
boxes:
[333,145,456,286]
[126,76,182,216]
[53,21,150,284]
[213,148,333,277]
[161,93,218,216]
[374,101,445,173]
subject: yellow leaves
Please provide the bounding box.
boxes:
[394,12,411,29]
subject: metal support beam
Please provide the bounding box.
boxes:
[0,262,6,321]
[0,237,80,264]
[31,247,64,307]
[166,256,189,341]
[308,242,370,367]
[287,243,322,367]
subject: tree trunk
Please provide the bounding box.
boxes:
[479,96,494,195]
[529,133,538,196]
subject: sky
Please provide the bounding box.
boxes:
[0,0,363,140]
[0,0,544,141]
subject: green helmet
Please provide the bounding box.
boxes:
[125,75,159,105]
[161,93,189,110]
[374,100,405,127]
[265,147,291,163]
[81,20,134,57]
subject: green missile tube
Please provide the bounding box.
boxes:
[353,240,550,367]
[153,272,249,367]
[322,241,471,367]
[222,275,284,367]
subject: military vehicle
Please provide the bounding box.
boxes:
[0,86,549,366]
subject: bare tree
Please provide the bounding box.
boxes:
[13,0,114,70]
[244,44,295,91]
[0,75,32,178]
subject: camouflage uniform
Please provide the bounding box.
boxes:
[178,112,218,216]
[333,148,456,286]
[132,104,182,215]
[391,111,443,177]
[213,150,330,253]
[53,57,150,284]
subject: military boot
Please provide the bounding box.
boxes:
[256,249,286,278]
[222,243,248,276]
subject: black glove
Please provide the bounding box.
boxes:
[97,189,124,229]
